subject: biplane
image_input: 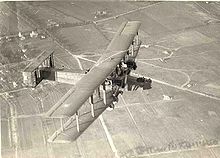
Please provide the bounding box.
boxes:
[23,21,152,143]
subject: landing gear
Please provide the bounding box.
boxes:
[107,85,123,110]
[112,85,123,101]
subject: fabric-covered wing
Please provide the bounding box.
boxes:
[46,21,141,118]
[48,91,114,143]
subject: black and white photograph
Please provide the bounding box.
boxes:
[1,1,220,158]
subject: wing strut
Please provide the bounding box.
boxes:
[60,118,64,132]
[102,82,107,105]
[76,111,80,132]
[136,32,139,45]
[124,73,128,85]
[131,41,134,56]
[89,95,95,117]
[96,86,101,98]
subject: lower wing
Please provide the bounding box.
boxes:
[47,90,114,143]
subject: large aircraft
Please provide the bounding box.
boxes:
[24,21,152,143]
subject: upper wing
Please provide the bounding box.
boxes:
[46,21,141,118]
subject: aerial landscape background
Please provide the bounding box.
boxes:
[1,1,220,158]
